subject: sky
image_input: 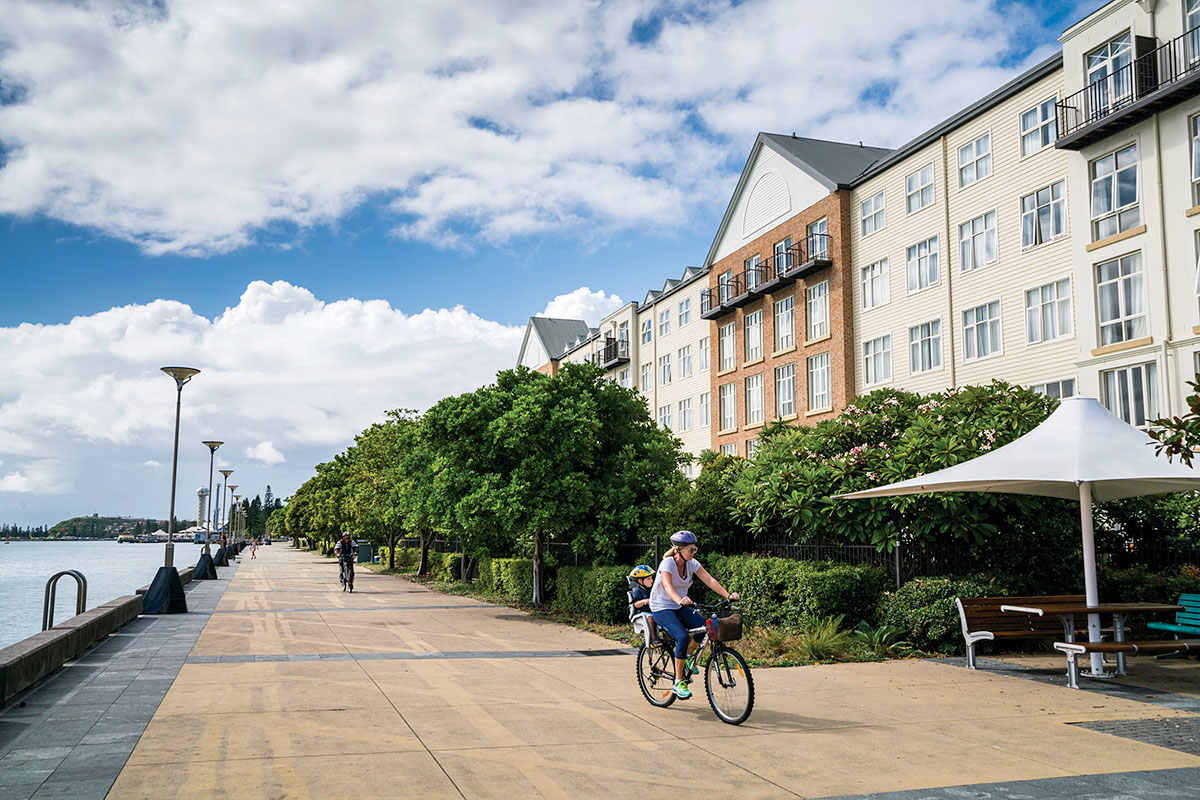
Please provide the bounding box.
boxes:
[0,0,1102,527]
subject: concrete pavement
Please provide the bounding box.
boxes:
[100,545,1200,799]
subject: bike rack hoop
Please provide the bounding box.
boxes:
[43,570,87,631]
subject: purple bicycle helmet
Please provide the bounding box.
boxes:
[670,530,697,545]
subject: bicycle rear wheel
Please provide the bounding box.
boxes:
[636,645,677,708]
[704,645,754,725]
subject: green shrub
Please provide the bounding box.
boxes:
[492,558,534,602]
[794,615,853,661]
[375,546,419,571]
[853,621,912,657]
[430,552,463,581]
[880,575,1012,654]
[477,556,494,593]
[551,566,630,623]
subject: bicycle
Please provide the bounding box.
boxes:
[339,558,355,592]
[634,600,754,725]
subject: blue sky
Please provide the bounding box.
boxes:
[0,0,1103,526]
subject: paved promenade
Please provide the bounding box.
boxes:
[7,545,1200,798]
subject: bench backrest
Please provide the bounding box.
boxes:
[957,595,1086,636]
[1175,593,1200,628]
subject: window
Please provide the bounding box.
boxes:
[958,133,992,187]
[806,281,829,340]
[774,296,794,351]
[959,211,997,272]
[1189,1,1200,65]
[1191,114,1200,205]
[861,259,889,309]
[658,354,671,385]
[618,322,629,342]
[678,345,692,378]
[641,363,652,391]
[746,439,759,458]
[1025,279,1073,344]
[807,217,828,259]
[618,368,629,388]
[1021,98,1057,156]
[659,309,670,336]
[1101,361,1159,428]
[906,163,935,213]
[1031,379,1076,399]
[720,443,738,456]
[808,353,831,410]
[774,237,793,272]
[962,301,1002,360]
[678,299,691,327]
[745,374,764,425]
[718,271,734,303]
[775,363,796,417]
[744,254,762,291]
[863,335,892,386]
[906,236,939,293]
[909,319,942,373]
[1087,32,1133,117]
[744,310,763,361]
[699,391,710,427]
[641,319,652,344]
[658,405,672,430]
[1021,180,1066,247]
[861,191,885,236]
[1090,143,1139,240]
[1096,252,1147,345]
[719,383,736,431]
[678,398,693,431]
[699,336,710,371]
[719,323,735,371]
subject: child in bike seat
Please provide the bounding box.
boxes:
[628,564,655,617]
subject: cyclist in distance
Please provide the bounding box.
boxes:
[649,530,738,699]
[334,532,358,589]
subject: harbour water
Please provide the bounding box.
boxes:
[0,540,214,649]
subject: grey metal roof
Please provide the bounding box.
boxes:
[759,134,893,191]
[528,317,592,360]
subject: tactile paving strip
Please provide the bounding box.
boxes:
[1071,717,1200,756]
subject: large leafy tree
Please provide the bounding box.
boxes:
[1150,375,1200,467]
[344,411,418,570]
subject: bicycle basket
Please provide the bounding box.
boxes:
[705,612,743,642]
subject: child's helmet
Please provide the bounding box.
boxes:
[628,564,655,579]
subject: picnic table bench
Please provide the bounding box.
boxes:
[1054,638,1200,688]
[956,595,1090,669]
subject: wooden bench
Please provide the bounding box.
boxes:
[1148,593,1200,639]
[1054,639,1200,688]
[957,595,1089,669]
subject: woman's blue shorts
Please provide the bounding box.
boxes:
[651,606,706,658]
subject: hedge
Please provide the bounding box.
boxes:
[491,558,535,601]
[879,575,1013,654]
[552,566,630,623]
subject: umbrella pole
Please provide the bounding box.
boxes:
[1079,481,1106,676]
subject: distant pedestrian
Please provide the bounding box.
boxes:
[250,540,257,559]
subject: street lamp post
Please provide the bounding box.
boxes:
[160,367,199,568]
[215,469,233,566]
[233,494,241,546]
[202,442,222,555]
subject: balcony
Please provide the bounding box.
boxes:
[700,234,833,320]
[1057,29,1200,150]
[592,337,629,369]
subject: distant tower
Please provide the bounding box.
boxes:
[197,487,210,528]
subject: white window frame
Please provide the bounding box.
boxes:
[863,335,892,386]
[1020,97,1058,157]
[1087,32,1133,117]
[658,354,671,385]
[659,309,670,337]
[962,300,1003,361]
[958,132,992,188]
[746,438,759,459]
[1090,143,1139,241]
[806,281,829,340]
[745,373,764,426]
[641,319,652,344]
[618,368,629,388]
[775,363,796,417]
[744,253,762,291]
[678,298,691,327]
[1095,252,1147,346]
[699,336,710,372]
[718,270,734,304]
[909,319,943,374]
[1030,379,1076,400]
[678,398,692,431]
[699,391,711,427]
[774,237,793,273]
[1024,278,1073,345]
[1191,114,1200,206]
[807,353,831,411]
[861,259,889,310]
[861,191,885,236]
[658,404,672,430]
[744,310,763,361]
[678,345,692,378]
[905,163,935,214]
[719,322,735,371]
[719,383,736,431]
[906,236,939,294]
[720,443,738,456]
[807,217,828,259]
[1021,180,1067,248]
[774,296,795,351]
[641,363,652,391]
[959,210,997,272]
[1100,361,1159,428]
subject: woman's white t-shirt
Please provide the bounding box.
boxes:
[649,555,702,612]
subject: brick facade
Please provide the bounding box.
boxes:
[707,190,856,455]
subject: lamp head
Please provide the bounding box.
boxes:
[202,440,223,452]
[219,469,233,478]
[228,484,238,493]
[161,366,200,388]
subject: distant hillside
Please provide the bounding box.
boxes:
[46,514,194,539]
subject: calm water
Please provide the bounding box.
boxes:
[0,540,214,649]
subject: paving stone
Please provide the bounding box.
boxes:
[30,776,116,799]
[1072,718,1200,757]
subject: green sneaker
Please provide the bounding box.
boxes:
[684,655,699,676]
[672,680,692,699]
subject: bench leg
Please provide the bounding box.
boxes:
[1064,651,1080,690]
[966,642,976,670]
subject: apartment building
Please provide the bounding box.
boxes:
[848,56,1080,403]
[701,135,890,456]
[1057,0,1200,427]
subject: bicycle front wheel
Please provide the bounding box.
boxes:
[704,645,754,725]
[636,645,677,708]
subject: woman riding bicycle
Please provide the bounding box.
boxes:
[650,530,738,699]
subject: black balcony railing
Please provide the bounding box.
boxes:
[701,234,833,319]
[1057,28,1200,149]
[592,337,629,369]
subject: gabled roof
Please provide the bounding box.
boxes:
[525,317,592,361]
[643,289,662,305]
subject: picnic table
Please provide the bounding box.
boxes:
[1000,601,1183,678]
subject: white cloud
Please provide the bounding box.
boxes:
[245,441,285,466]
[0,0,1061,255]
[0,280,524,524]
[143,460,163,468]
[540,287,623,326]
